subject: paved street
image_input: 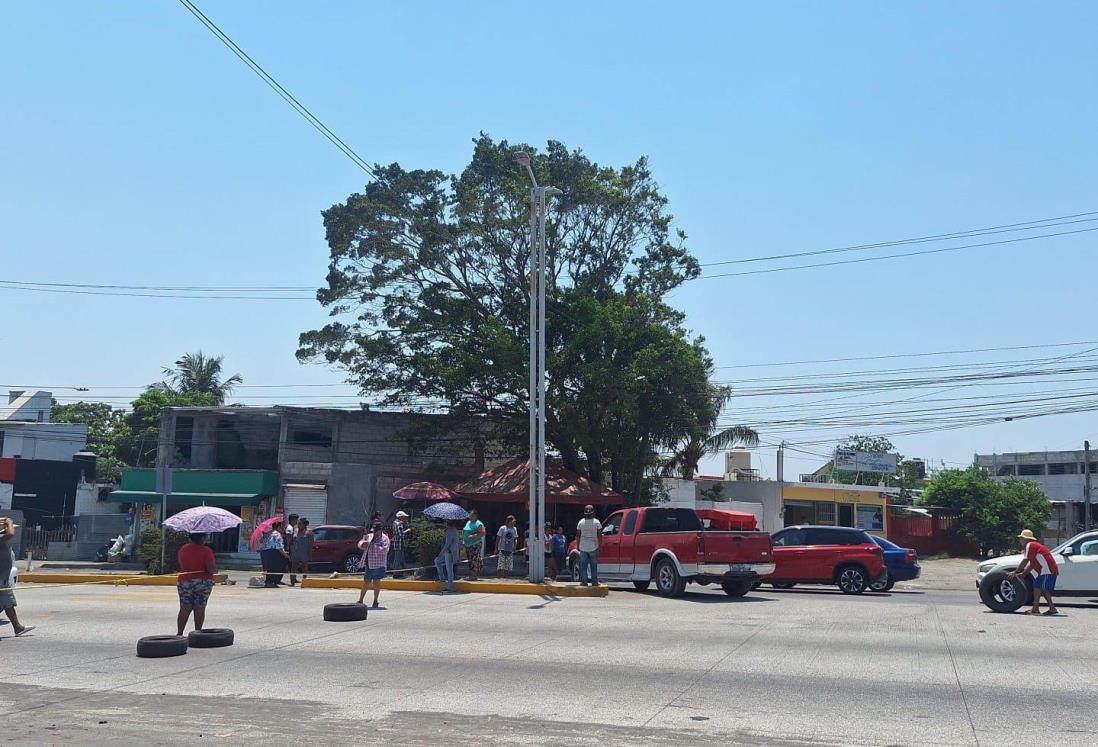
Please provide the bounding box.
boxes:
[2,578,1097,746]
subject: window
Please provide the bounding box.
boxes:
[312,528,332,541]
[783,501,815,526]
[995,465,1016,476]
[1018,464,1045,476]
[623,510,638,536]
[602,513,623,536]
[1071,533,1098,555]
[640,508,702,533]
[292,430,332,448]
[856,505,884,531]
[805,528,840,546]
[816,502,836,525]
[1048,463,1076,475]
[773,529,806,547]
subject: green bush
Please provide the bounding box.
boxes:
[139,524,191,575]
[408,515,445,575]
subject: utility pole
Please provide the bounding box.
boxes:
[515,151,561,583]
[1085,440,1092,531]
[777,441,785,528]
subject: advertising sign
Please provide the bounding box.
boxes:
[834,449,898,474]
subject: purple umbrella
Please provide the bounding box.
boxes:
[163,506,243,534]
[393,482,460,502]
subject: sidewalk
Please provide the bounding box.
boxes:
[895,557,978,592]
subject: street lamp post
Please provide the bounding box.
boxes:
[514,151,561,583]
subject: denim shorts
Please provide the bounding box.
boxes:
[363,566,386,581]
[1033,574,1057,591]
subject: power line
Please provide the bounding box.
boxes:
[0,279,313,292]
[697,210,1098,267]
[176,0,376,177]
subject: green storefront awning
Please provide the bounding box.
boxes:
[108,490,263,507]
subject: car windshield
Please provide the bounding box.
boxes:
[871,536,900,550]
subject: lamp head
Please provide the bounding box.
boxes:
[513,151,531,167]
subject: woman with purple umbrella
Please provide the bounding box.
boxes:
[163,507,240,636]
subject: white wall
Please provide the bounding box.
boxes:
[0,423,88,461]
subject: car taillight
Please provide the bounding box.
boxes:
[871,545,883,554]
[905,549,917,564]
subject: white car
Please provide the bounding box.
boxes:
[976,530,1098,612]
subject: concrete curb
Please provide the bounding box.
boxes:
[301,577,608,597]
[20,573,229,586]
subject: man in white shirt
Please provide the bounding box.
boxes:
[576,505,602,586]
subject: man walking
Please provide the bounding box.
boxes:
[1,517,35,639]
[391,511,412,573]
[1008,528,1059,615]
[576,505,602,587]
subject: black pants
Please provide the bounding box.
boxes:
[260,549,286,586]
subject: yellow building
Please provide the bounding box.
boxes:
[781,483,891,535]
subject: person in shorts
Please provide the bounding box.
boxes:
[496,515,519,578]
[357,523,390,609]
[1,517,35,639]
[176,532,217,636]
[1008,528,1059,615]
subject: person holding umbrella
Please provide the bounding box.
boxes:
[259,518,290,587]
[422,501,470,592]
[162,507,241,636]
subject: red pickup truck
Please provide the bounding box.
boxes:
[567,507,775,598]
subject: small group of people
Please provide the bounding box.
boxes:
[258,514,314,588]
[1,516,35,640]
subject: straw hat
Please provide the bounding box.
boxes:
[1017,529,1037,541]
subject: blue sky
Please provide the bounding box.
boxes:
[3,1,1097,478]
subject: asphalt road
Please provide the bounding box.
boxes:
[2,578,1096,746]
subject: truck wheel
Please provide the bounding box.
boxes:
[836,565,868,595]
[632,581,650,591]
[978,571,1027,613]
[721,580,752,597]
[654,558,686,598]
[570,557,581,583]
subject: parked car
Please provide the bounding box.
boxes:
[868,535,920,591]
[567,506,775,598]
[766,525,887,595]
[976,529,1098,613]
[309,525,365,573]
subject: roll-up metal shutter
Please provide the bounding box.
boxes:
[282,484,327,527]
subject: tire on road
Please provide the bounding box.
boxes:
[187,628,235,648]
[632,580,650,591]
[654,557,686,598]
[341,553,362,575]
[835,565,869,595]
[570,557,581,583]
[869,571,894,593]
[721,580,752,597]
[137,635,188,658]
[323,602,369,622]
[978,571,1027,613]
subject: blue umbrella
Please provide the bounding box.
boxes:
[424,502,469,521]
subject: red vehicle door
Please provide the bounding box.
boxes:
[802,527,846,581]
[310,527,343,565]
[770,527,809,579]
[597,511,626,577]
[613,509,642,578]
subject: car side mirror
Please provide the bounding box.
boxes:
[1061,547,1074,557]
[602,526,616,536]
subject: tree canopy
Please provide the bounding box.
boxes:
[299,135,745,496]
[917,466,1052,557]
[50,401,127,483]
[155,351,242,404]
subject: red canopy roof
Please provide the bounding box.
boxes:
[454,458,624,506]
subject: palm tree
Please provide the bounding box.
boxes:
[661,424,760,480]
[156,351,243,403]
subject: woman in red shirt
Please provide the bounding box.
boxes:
[176,533,218,635]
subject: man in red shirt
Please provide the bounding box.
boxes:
[177,533,218,635]
[1008,529,1059,616]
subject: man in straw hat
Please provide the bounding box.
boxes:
[1,516,36,638]
[1007,528,1059,616]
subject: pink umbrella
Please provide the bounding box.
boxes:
[248,514,287,551]
[393,482,460,502]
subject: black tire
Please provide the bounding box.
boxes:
[187,628,234,648]
[979,571,1027,613]
[836,565,869,595]
[137,635,188,658]
[341,553,362,575]
[751,581,762,590]
[570,557,581,583]
[324,602,369,622]
[654,558,686,598]
[771,582,796,590]
[633,580,651,591]
[869,571,893,593]
[721,580,752,597]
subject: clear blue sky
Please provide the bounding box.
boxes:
[3,1,1097,478]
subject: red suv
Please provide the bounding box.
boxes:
[309,525,365,573]
[767,525,886,594]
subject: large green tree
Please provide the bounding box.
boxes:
[917,466,1052,557]
[50,401,127,483]
[299,135,746,496]
[154,351,242,404]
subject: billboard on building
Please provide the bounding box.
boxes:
[834,449,898,474]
